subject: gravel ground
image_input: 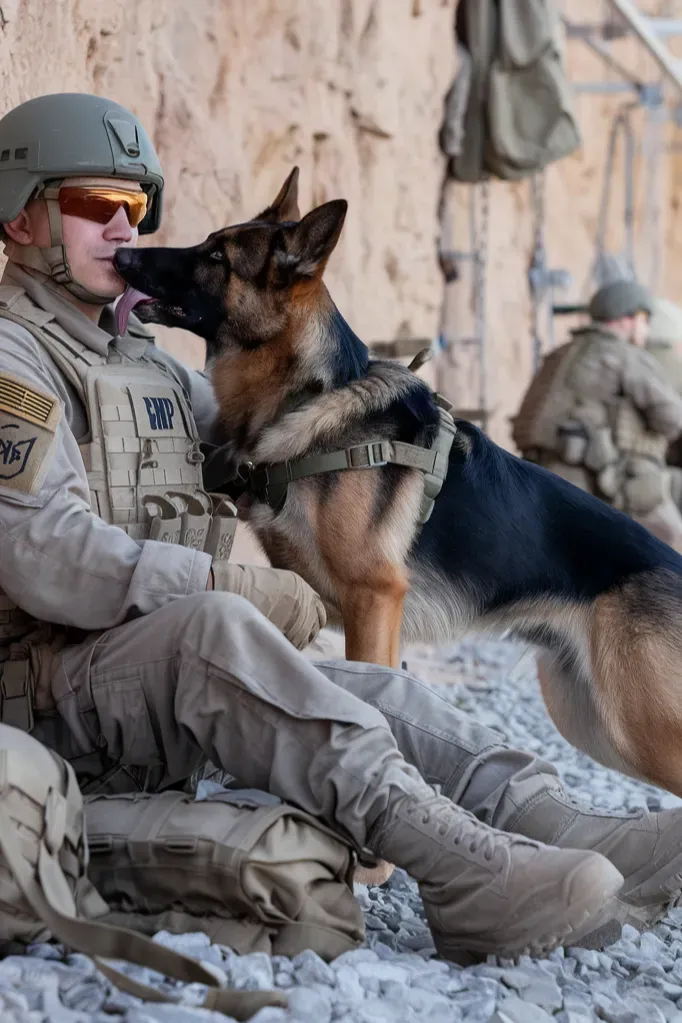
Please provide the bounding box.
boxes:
[3,636,682,1023]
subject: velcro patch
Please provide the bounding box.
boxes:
[0,372,61,496]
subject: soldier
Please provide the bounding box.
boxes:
[1,93,682,964]
[514,279,682,551]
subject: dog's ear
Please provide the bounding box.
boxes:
[276,199,348,280]
[255,167,301,223]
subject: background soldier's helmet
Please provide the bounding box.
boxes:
[588,279,654,323]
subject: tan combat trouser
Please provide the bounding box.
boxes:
[28,591,573,852]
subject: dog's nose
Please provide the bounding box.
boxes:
[113,248,136,271]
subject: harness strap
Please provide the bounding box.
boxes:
[247,403,457,525]
[205,344,458,526]
[0,660,33,733]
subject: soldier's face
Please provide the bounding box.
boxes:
[61,200,139,298]
[631,311,649,347]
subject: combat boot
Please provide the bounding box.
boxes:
[370,791,625,964]
[509,791,682,932]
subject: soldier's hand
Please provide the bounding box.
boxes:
[210,563,327,649]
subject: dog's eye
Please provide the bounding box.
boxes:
[209,250,225,263]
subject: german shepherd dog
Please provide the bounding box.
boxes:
[114,169,682,821]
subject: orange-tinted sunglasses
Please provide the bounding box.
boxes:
[58,186,149,228]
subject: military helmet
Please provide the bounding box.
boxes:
[588,279,653,323]
[0,93,164,233]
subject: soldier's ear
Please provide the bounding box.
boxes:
[2,208,35,246]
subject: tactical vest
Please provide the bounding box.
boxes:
[512,335,593,460]
[514,329,670,514]
[609,400,668,464]
[0,285,236,667]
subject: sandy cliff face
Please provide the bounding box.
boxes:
[2,0,682,530]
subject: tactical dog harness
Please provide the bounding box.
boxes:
[238,351,458,526]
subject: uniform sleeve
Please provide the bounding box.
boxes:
[621,347,682,440]
[0,321,211,630]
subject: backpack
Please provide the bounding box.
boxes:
[84,786,365,961]
[0,724,360,1019]
[442,0,580,182]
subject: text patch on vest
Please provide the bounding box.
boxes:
[128,385,189,439]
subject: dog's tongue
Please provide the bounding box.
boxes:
[115,286,152,337]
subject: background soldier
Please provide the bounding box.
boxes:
[513,279,682,552]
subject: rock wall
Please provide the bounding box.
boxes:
[2,0,682,459]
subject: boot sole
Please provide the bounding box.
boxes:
[573,898,676,951]
[432,864,626,965]
[574,870,682,948]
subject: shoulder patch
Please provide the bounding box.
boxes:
[0,371,61,496]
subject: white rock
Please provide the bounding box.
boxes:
[248,1010,289,1023]
[497,998,553,1023]
[333,965,365,1002]
[292,950,336,987]
[285,987,332,1023]
[228,952,274,991]
[354,962,410,985]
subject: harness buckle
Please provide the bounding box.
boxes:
[351,441,391,469]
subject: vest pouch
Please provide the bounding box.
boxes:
[204,495,239,564]
[165,491,212,551]
[611,399,652,455]
[556,421,587,465]
[85,369,207,542]
[142,495,182,545]
[623,456,667,515]
[584,426,619,473]
[597,463,621,500]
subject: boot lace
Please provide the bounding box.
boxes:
[408,798,506,863]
